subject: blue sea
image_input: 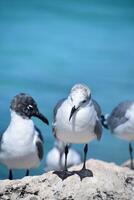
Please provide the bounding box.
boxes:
[0,0,134,179]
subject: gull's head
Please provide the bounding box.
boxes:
[10,93,49,125]
[69,83,91,121]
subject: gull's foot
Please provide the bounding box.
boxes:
[53,170,75,180]
[75,168,93,181]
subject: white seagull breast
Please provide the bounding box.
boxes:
[55,100,97,144]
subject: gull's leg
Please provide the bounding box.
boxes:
[75,144,93,180]
[25,169,29,176]
[53,145,74,180]
[129,142,134,169]
[9,169,13,180]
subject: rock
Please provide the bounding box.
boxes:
[0,159,134,200]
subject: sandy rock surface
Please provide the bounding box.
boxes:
[0,159,134,200]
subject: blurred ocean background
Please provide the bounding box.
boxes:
[0,0,134,179]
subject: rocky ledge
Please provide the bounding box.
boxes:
[0,159,134,200]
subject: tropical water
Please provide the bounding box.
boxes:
[0,0,134,179]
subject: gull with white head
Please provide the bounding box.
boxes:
[101,100,134,169]
[52,83,102,180]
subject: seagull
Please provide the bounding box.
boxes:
[45,139,82,172]
[52,83,102,180]
[0,93,49,180]
[101,100,134,169]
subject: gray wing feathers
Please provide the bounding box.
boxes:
[35,126,44,142]
[94,120,102,140]
[35,126,44,160]
[53,98,66,137]
[107,101,133,131]
[36,140,44,160]
[53,98,66,121]
[92,99,102,118]
[92,99,102,140]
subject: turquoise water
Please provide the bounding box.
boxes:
[0,0,134,179]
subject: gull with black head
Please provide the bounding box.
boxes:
[52,83,102,180]
[0,93,49,180]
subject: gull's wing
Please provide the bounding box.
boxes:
[35,126,44,160]
[52,98,66,137]
[107,101,133,132]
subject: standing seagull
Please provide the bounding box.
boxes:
[101,101,134,169]
[45,139,82,172]
[0,93,49,180]
[52,83,102,180]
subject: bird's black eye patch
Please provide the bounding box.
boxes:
[82,100,86,104]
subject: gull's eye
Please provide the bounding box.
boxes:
[70,97,73,102]
[27,105,33,110]
[82,100,86,104]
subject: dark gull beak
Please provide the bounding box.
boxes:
[69,106,77,121]
[33,111,49,125]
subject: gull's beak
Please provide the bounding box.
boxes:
[69,106,77,121]
[33,111,49,125]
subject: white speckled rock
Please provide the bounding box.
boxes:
[0,159,134,200]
